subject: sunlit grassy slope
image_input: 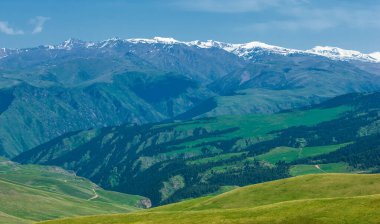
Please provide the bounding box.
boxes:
[154,105,350,158]
[172,106,349,141]
[290,162,352,176]
[40,174,380,224]
[0,158,146,224]
[255,143,351,164]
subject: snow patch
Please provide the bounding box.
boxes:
[127,37,181,45]
[307,46,380,63]
[0,48,7,59]
[370,52,380,61]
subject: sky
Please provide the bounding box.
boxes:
[0,0,379,52]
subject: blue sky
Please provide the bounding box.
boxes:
[0,0,379,52]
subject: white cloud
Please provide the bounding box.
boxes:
[0,17,50,35]
[247,19,336,31]
[240,5,380,31]
[175,0,380,32]
[175,0,306,13]
[30,16,50,34]
[0,21,24,35]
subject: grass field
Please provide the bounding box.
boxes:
[290,162,352,176]
[0,159,146,223]
[158,106,350,155]
[39,174,380,224]
[40,195,380,224]
[187,152,245,165]
[256,143,351,164]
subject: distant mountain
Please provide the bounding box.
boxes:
[3,37,380,63]
[1,37,380,157]
[41,37,380,63]
[15,93,380,205]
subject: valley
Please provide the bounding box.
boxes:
[14,92,380,205]
[1,37,380,223]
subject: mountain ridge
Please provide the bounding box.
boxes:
[1,37,379,63]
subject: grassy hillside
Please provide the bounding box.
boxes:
[289,162,352,176]
[15,93,380,205]
[39,196,380,224]
[156,174,380,211]
[39,174,380,224]
[0,158,148,223]
[255,143,350,164]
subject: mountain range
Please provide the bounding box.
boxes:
[1,37,380,157]
[1,37,380,223]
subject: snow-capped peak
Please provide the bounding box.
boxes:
[127,37,181,45]
[185,40,302,59]
[97,37,123,48]
[306,46,379,63]
[62,38,81,48]
[187,40,230,49]
[369,52,380,61]
[226,41,302,59]
[191,40,380,63]
[152,37,180,44]
[52,38,92,50]
[239,41,279,49]
[0,48,7,59]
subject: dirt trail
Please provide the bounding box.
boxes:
[88,189,99,201]
[315,165,327,173]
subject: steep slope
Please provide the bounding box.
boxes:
[202,55,380,117]
[0,38,242,156]
[15,93,380,205]
[39,174,380,224]
[209,55,380,95]
[0,72,213,157]
[0,157,148,224]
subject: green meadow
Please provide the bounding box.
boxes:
[0,159,145,223]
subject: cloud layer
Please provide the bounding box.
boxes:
[0,21,24,35]
[176,0,306,13]
[0,16,50,35]
[31,16,50,34]
[175,0,380,33]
